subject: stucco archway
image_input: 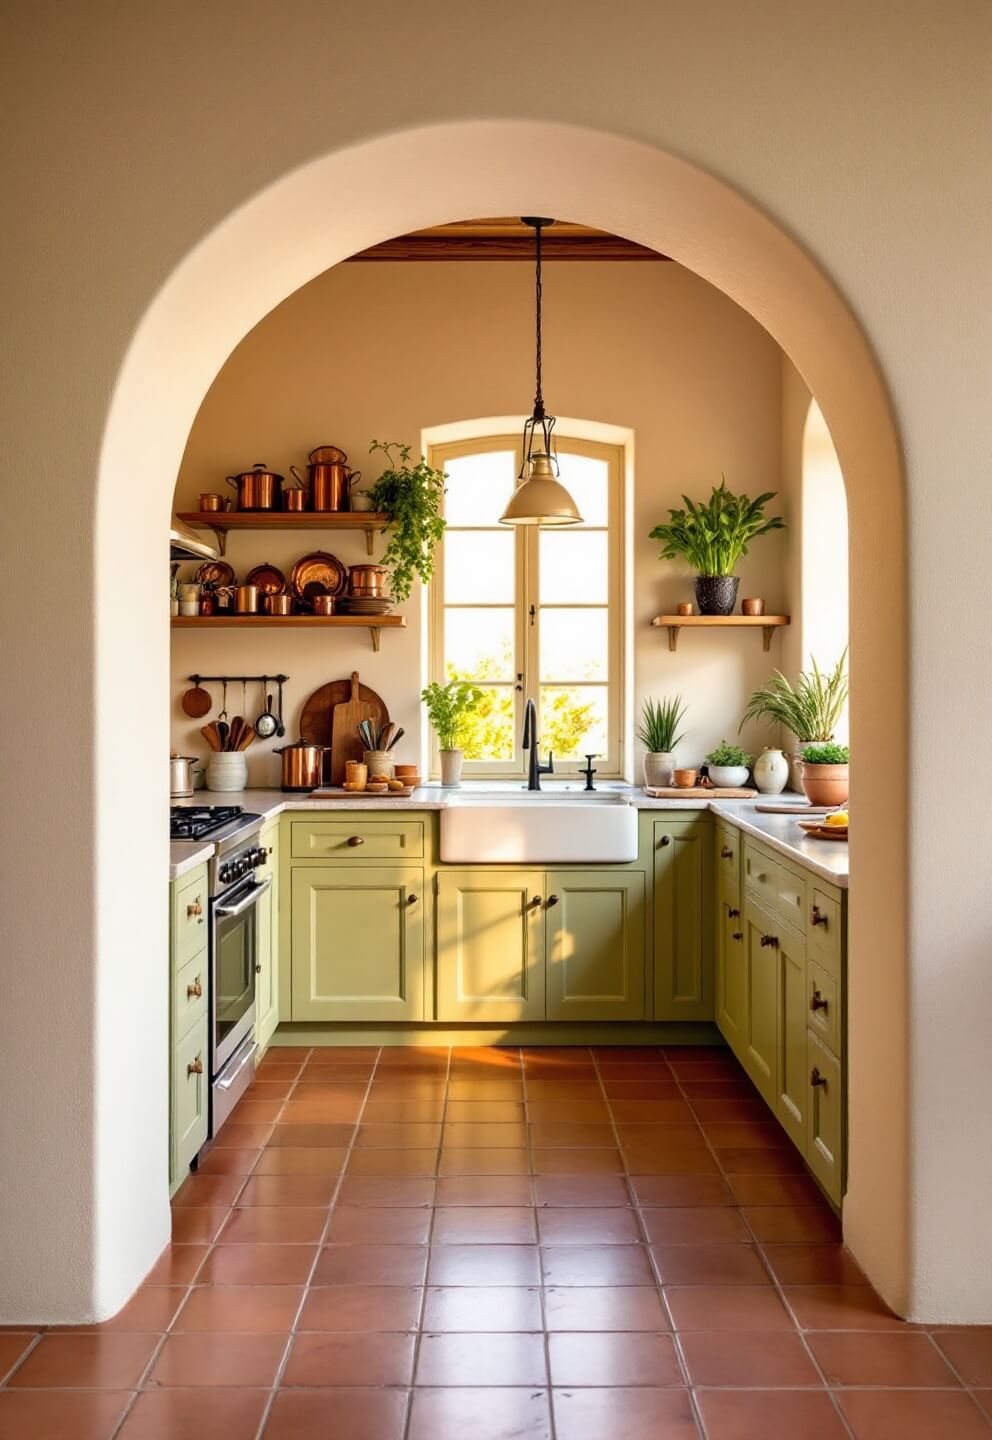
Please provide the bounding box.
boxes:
[93,121,905,1317]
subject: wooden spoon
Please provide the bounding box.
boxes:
[200,722,222,752]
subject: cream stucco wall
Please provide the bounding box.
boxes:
[172,260,789,779]
[1,0,988,1325]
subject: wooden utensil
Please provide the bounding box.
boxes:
[181,684,212,718]
[228,716,244,751]
[755,803,833,814]
[642,785,758,798]
[330,671,377,787]
[299,675,389,785]
[200,722,222,752]
[237,726,255,751]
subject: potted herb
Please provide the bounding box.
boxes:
[800,742,849,806]
[740,651,848,785]
[421,680,483,787]
[649,479,784,615]
[636,695,688,787]
[364,440,447,603]
[704,740,752,788]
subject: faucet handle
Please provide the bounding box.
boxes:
[541,750,554,775]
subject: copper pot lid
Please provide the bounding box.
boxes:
[195,559,236,588]
[245,562,287,595]
[291,550,347,601]
[309,444,347,465]
[230,462,285,482]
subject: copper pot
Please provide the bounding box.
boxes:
[274,739,327,792]
[312,595,335,615]
[235,584,260,614]
[291,449,360,512]
[282,487,306,512]
[349,565,388,596]
[225,463,283,511]
[266,593,293,615]
[199,493,224,512]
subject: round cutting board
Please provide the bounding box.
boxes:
[299,677,389,783]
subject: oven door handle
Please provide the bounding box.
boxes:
[216,1039,258,1091]
[214,876,271,919]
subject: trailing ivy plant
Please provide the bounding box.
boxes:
[649,479,784,577]
[364,440,447,603]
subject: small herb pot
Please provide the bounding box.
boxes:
[708,764,750,788]
[440,749,464,788]
[694,575,739,616]
[801,762,849,807]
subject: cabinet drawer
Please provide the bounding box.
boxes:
[806,1029,844,1205]
[808,958,841,1052]
[743,842,806,934]
[808,884,842,978]
[290,818,424,862]
[715,823,740,901]
[173,950,208,1043]
[172,866,208,969]
[172,1014,209,1182]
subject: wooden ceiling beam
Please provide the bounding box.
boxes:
[347,218,670,262]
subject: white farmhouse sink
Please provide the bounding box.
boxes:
[440,795,638,864]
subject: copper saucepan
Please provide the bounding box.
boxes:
[274,739,327,792]
[225,463,283,511]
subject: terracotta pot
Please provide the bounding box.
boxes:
[672,768,698,788]
[801,763,849,806]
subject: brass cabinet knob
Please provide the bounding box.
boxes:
[528,895,542,908]
[728,907,740,919]
[406,893,418,906]
[811,906,828,927]
[348,836,365,847]
[732,931,744,941]
[546,894,559,907]
[810,989,828,1012]
[810,1067,827,1088]
[657,835,671,848]
[187,1056,204,1076]
[187,898,203,919]
[759,934,779,948]
[186,979,203,999]
[255,963,262,973]
[721,846,733,859]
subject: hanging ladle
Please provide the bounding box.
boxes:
[216,680,229,750]
[275,677,286,737]
[255,677,278,739]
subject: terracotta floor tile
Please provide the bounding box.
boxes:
[444,1101,527,1122]
[713,1145,807,1174]
[354,1122,442,1148]
[526,1101,611,1123]
[443,1122,529,1148]
[616,1121,711,1146]
[533,1175,631,1208]
[701,1122,788,1149]
[536,1206,641,1244]
[541,1244,654,1286]
[416,1331,547,1387]
[171,1206,230,1243]
[531,1147,623,1175]
[237,1176,338,1207]
[283,1330,416,1386]
[609,1098,690,1121]
[525,1082,602,1102]
[146,1245,209,1285]
[293,1079,370,1097]
[407,1386,551,1440]
[266,1123,355,1148]
[447,1082,525,1101]
[313,1243,427,1286]
[622,1144,719,1175]
[630,1175,734,1207]
[198,1244,317,1286]
[651,1243,770,1286]
[597,1062,674,1081]
[253,1062,303,1081]
[336,1176,435,1208]
[433,1206,538,1244]
[370,1081,446,1100]
[762,1243,869,1287]
[679,1079,758,1098]
[298,1284,422,1332]
[427,1244,541,1287]
[529,1123,617,1148]
[436,1176,534,1207]
[197,1147,263,1176]
[147,1331,287,1387]
[552,1386,700,1440]
[742,1205,842,1244]
[215,1122,276,1147]
[0,1389,130,1440]
[0,1333,35,1378]
[252,1147,348,1176]
[438,1149,531,1176]
[668,1060,742,1080]
[302,1045,379,1062]
[279,1102,364,1124]
[423,1286,543,1332]
[261,1387,408,1440]
[785,1284,914,1331]
[663,1046,729,1061]
[665,1285,794,1331]
[117,1387,268,1440]
[836,1390,990,1439]
[695,1389,848,1439]
[810,1331,960,1386]
[544,1286,670,1332]
[326,1206,432,1245]
[345,1148,439,1176]
[548,1330,680,1387]
[173,1173,244,1207]
[218,1207,328,1244]
[9,1333,157,1389]
[449,1047,519,1069]
[247,1079,294,1101]
[59,1286,187,1333]
[681,1329,821,1386]
[266,1046,315,1058]
[362,1099,446,1122]
[641,1208,749,1245]
[690,1099,770,1123]
[172,1286,302,1332]
[934,1330,992,1387]
[727,1172,828,1206]
[230,1100,284,1123]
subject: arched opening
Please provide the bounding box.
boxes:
[801,399,849,742]
[82,122,907,1318]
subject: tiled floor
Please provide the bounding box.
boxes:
[2,1045,989,1439]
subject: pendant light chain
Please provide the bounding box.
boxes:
[533,219,544,417]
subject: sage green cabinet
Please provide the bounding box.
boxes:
[172,1015,209,1180]
[742,901,778,1106]
[545,870,645,1021]
[775,919,808,1151]
[291,865,425,1021]
[807,1028,843,1200]
[169,861,209,1191]
[255,820,280,1049]
[653,817,714,1021]
[715,899,747,1054]
[436,870,545,1022]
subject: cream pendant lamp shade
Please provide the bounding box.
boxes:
[500,217,583,527]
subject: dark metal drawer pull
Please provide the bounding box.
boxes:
[811,906,828,927]
[810,1067,827,1088]
[720,846,733,859]
[810,989,829,1012]
[759,934,779,948]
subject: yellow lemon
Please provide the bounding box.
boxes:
[824,810,849,827]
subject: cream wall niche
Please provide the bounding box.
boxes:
[173,259,789,781]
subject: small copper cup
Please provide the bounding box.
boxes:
[266,593,292,616]
[235,584,259,614]
[742,597,765,616]
[199,493,224,512]
[283,489,306,512]
[312,595,335,616]
[675,601,694,616]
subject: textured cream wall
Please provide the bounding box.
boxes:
[172,261,788,781]
[1,0,988,1324]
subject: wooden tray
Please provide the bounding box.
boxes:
[643,786,757,799]
[309,786,414,799]
[299,677,389,784]
[798,819,848,840]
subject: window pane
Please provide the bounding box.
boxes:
[444,450,516,526]
[444,530,514,604]
[540,686,608,760]
[458,686,515,761]
[539,531,608,604]
[444,607,515,681]
[556,452,609,527]
[540,608,608,682]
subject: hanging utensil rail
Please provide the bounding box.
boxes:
[187,673,290,686]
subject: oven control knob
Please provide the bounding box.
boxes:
[219,863,229,883]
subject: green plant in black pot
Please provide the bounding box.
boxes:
[365,440,447,603]
[649,479,784,615]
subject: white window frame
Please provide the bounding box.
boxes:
[428,431,626,781]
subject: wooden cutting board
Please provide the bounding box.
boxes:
[330,672,379,786]
[299,674,389,785]
[643,786,757,798]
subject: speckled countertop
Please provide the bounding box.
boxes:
[170,786,847,886]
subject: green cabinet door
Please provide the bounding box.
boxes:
[653,818,714,1021]
[775,923,808,1150]
[715,899,747,1058]
[545,870,646,1021]
[806,1029,844,1205]
[742,899,778,1106]
[291,865,425,1021]
[255,821,280,1048]
[436,870,545,1022]
[172,1013,209,1182]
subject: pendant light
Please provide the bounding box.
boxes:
[500,217,583,526]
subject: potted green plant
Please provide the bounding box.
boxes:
[740,650,848,786]
[704,740,752,788]
[649,479,784,615]
[636,695,688,787]
[421,679,483,787]
[364,440,447,603]
[800,742,849,806]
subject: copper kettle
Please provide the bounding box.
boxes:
[273,739,327,792]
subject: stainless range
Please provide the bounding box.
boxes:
[170,805,268,1134]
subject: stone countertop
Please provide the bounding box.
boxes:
[170,786,847,888]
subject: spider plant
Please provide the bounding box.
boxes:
[740,651,848,742]
[649,479,784,577]
[637,695,688,754]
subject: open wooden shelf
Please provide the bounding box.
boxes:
[171,613,406,652]
[651,614,790,653]
[175,511,389,556]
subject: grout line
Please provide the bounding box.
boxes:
[523,1046,556,1440]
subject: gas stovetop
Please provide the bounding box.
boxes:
[170,804,246,841]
